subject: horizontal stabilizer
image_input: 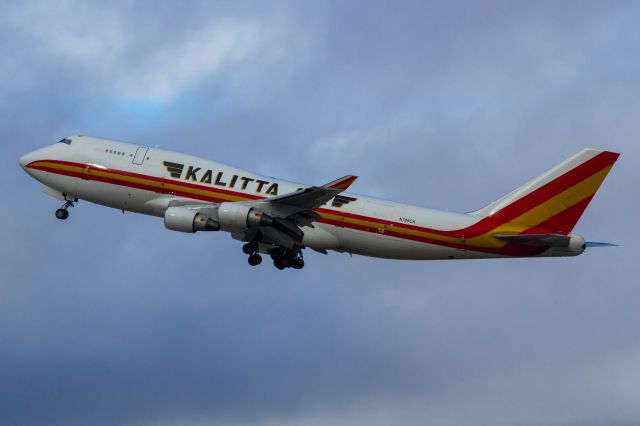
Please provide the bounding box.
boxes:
[493,233,570,247]
[585,241,618,248]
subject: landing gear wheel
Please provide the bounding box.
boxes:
[270,248,284,260]
[292,258,304,269]
[242,242,257,255]
[55,208,69,220]
[273,258,286,270]
[55,200,74,220]
[271,248,304,270]
[281,256,292,268]
[248,253,262,266]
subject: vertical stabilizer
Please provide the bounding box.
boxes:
[471,149,619,234]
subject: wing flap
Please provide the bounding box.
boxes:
[260,225,299,250]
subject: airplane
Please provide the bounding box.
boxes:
[19,135,619,270]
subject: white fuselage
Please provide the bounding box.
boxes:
[19,136,573,261]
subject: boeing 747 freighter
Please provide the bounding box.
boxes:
[20,136,619,269]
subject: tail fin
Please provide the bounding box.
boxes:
[471,149,619,234]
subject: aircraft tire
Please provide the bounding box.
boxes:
[55,209,69,220]
[242,243,255,254]
[270,248,284,260]
[273,258,286,270]
[248,254,262,266]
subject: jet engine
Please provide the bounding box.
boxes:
[164,203,303,243]
[217,202,272,232]
[216,202,304,242]
[164,206,219,233]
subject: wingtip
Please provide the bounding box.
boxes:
[326,175,358,190]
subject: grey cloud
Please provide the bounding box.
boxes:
[1,1,640,425]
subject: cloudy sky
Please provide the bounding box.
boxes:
[1,1,639,425]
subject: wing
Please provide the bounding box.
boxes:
[150,175,357,251]
[245,175,358,226]
[238,174,358,250]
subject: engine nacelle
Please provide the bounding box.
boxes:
[165,203,288,237]
[164,206,220,233]
[217,202,272,232]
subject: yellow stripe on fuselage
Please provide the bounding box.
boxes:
[32,160,608,251]
[32,161,84,174]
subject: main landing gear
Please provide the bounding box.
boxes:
[242,243,305,270]
[55,201,74,220]
[243,242,263,266]
[270,248,304,270]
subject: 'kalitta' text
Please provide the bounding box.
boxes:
[163,161,278,195]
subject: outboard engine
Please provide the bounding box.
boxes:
[164,207,219,233]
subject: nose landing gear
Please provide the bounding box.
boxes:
[55,201,74,220]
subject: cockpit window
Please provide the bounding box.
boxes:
[57,138,72,145]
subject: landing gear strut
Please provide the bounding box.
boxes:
[55,201,74,220]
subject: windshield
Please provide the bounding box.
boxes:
[57,138,72,145]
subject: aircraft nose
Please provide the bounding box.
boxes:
[19,150,41,172]
[19,153,31,170]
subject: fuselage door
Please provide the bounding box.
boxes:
[132,147,149,165]
[81,163,92,180]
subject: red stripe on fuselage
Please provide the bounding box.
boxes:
[29,159,264,201]
[26,153,613,256]
[317,216,545,256]
[313,151,618,239]
[28,154,614,237]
